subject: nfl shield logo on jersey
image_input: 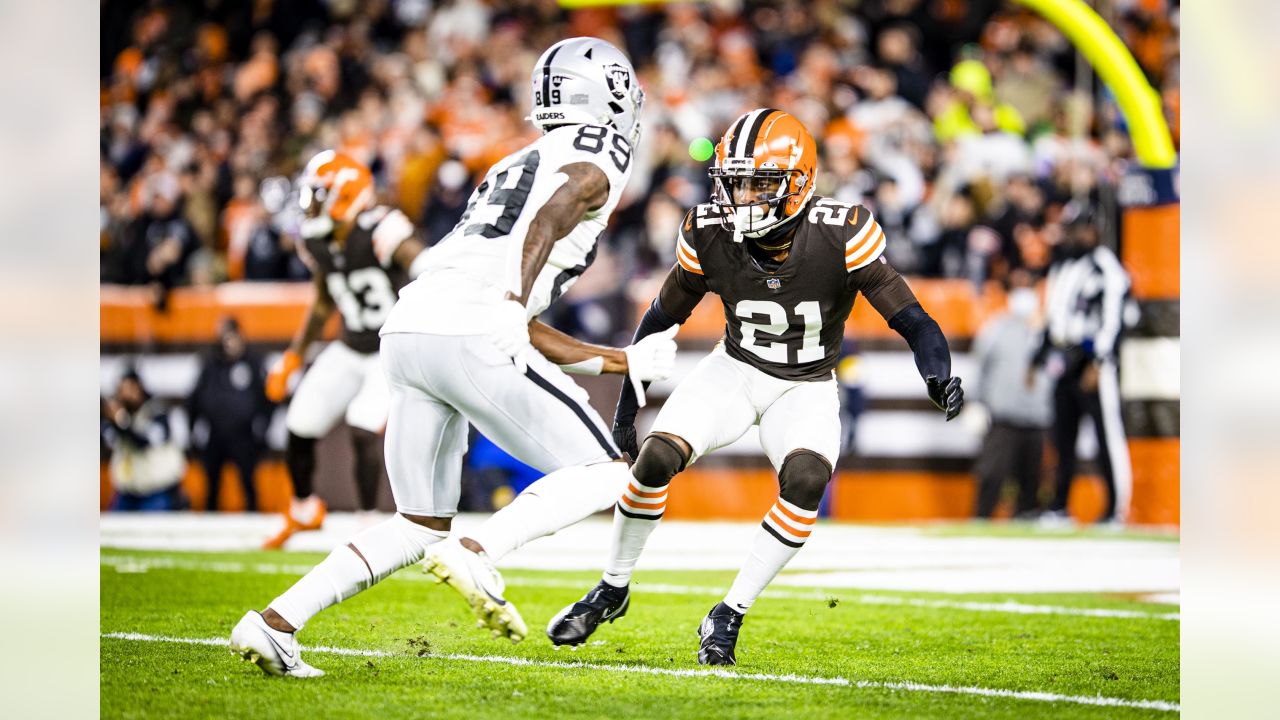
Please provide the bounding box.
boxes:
[766,277,781,290]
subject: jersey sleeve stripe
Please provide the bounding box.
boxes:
[845,229,886,271]
[676,244,703,275]
[844,212,878,250]
[676,231,700,261]
[844,219,881,257]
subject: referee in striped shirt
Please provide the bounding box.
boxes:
[1034,207,1133,524]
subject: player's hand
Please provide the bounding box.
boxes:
[612,423,640,462]
[926,375,964,421]
[623,325,678,407]
[1079,361,1100,393]
[266,350,303,402]
[490,299,530,373]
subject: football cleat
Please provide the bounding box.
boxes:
[230,610,325,678]
[262,496,327,550]
[696,602,744,666]
[422,539,528,643]
[546,581,630,647]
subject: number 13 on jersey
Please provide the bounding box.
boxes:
[735,300,824,364]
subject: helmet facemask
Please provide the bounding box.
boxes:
[709,166,806,245]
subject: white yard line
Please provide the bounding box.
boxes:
[100,554,1179,621]
[101,631,1180,713]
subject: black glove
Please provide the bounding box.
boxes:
[926,375,964,421]
[612,423,639,463]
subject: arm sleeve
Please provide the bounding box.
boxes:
[613,266,704,427]
[849,255,918,321]
[888,303,952,382]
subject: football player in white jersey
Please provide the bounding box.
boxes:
[231,37,676,678]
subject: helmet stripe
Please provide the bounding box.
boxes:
[542,43,563,109]
[731,108,768,158]
[740,108,779,161]
[726,112,752,158]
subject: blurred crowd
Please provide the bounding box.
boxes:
[99,0,1178,314]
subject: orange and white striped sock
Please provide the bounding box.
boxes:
[723,497,818,613]
[602,478,669,588]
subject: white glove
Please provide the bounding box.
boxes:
[489,299,530,373]
[623,324,679,407]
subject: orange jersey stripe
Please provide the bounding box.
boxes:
[845,221,881,258]
[845,229,885,269]
[767,508,812,538]
[677,242,701,268]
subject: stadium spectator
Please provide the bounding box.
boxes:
[186,318,272,512]
[970,270,1052,519]
[96,0,1178,308]
[101,370,187,512]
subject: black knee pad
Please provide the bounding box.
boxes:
[285,432,318,498]
[631,435,689,489]
[778,450,833,511]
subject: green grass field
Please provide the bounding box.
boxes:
[101,546,1179,719]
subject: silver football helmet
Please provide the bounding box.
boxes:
[528,37,644,147]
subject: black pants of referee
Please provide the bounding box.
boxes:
[1048,355,1126,521]
[202,435,260,512]
[974,421,1044,518]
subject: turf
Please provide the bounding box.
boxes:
[101,548,1179,719]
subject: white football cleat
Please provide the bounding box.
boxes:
[230,611,325,678]
[422,539,528,643]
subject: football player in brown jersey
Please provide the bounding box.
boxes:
[547,109,965,665]
[261,150,429,549]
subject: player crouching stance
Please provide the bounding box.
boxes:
[546,109,964,665]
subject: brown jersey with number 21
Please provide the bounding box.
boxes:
[655,197,920,381]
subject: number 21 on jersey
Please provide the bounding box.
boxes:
[735,300,824,364]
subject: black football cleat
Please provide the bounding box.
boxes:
[696,602,744,666]
[546,581,630,647]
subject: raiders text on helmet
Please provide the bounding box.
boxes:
[528,37,644,148]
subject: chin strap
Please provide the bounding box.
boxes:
[731,207,749,244]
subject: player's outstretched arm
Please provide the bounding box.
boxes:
[611,264,708,457]
[528,320,628,374]
[853,259,964,421]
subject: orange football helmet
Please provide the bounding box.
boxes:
[709,108,817,242]
[297,150,374,223]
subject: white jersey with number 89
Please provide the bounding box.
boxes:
[382,124,633,336]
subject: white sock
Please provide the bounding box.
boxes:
[601,475,669,588]
[722,497,818,613]
[467,461,631,561]
[269,514,447,630]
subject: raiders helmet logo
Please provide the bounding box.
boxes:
[605,63,630,100]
